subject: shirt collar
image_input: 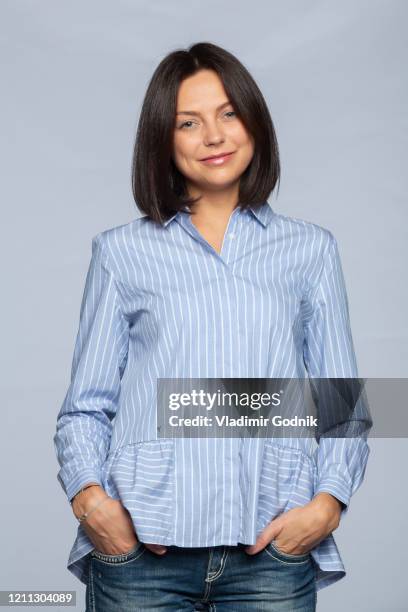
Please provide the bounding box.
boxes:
[247,201,276,227]
[162,201,276,228]
[162,210,184,227]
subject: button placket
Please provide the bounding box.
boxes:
[224,214,242,267]
[213,206,240,265]
[179,207,241,267]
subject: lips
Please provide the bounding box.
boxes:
[200,151,235,161]
[200,151,235,168]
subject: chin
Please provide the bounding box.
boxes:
[205,173,241,186]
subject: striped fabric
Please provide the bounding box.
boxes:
[53,201,370,592]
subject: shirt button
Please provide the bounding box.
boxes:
[229,233,236,239]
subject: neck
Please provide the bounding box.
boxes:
[186,185,240,223]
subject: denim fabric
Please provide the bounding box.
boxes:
[86,542,317,611]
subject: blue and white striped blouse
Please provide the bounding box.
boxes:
[53,201,370,592]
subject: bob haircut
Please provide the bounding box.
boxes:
[131,41,280,226]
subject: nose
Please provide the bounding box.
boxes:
[203,121,225,147]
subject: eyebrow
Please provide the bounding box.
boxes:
[176,101,232,116]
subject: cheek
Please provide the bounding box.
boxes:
[229,125,254,155]
[238,129,254,150]
[173,137,199,166]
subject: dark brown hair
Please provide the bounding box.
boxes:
[131,41,280,225]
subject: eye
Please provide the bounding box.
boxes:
[178,120,196,130]
[177,110,236,130]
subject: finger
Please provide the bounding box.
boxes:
[245,519,284,555]
[144,543,167,555]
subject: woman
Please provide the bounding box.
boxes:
[54,42,370,611]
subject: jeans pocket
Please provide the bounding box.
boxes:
[265,540,311,564]
[90,540,145,565]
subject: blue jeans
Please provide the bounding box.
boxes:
[86,542,317,611]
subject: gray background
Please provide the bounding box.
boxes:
[1,1,406,610]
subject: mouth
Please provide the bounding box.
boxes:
[199,151,236,165]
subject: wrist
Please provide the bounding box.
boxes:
[70,483,100,505]
[311,493,342,528]
[71,485,107,519]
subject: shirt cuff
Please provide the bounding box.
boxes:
[57,467,103,504]
[314,476,351,518]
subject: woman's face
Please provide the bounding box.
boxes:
[172,69,255,195]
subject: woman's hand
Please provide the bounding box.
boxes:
[72,486,167,555]
[245,493,343,556]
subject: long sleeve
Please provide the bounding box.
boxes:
[302,231,371,518]
[53,233,130,503]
